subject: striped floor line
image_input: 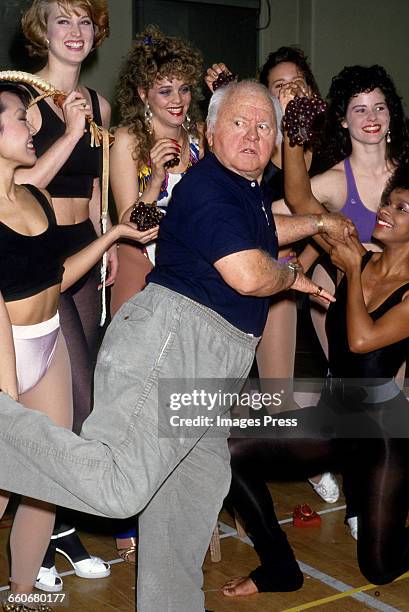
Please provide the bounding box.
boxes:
[218,503,347,545]
[217,509,404,612]
[290,564,404,612]
[0,508,406,612]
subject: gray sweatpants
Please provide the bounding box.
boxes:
[0,284,258,612]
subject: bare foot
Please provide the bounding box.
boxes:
[222,576,258,597]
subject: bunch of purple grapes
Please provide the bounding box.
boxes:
[130,202,164,231]
[212,71,237,91]
[282,95,327,146]
[164,155,180,170]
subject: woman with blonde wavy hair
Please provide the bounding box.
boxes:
[109,24,204,564]
[109,25,204,314]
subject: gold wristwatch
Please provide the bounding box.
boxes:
[287,262,302,286]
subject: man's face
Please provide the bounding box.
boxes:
[208,90,276,182]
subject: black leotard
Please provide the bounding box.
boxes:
[28,86,102,199]
[327,251,409,378]
[0,185,64,301]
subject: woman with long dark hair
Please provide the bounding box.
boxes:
[0,81,156,598]
[206,48,339,503]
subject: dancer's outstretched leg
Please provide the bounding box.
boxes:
[0,285,256,519]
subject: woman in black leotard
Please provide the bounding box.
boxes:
[0,82,156,598]
[223,160,409,598]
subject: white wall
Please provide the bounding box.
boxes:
[258,0,409,111]
[81,0,134,103]
[80,0,409,114]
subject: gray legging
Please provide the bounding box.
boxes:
[0,284,257,612]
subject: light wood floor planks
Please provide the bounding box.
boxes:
[1,481,408,611]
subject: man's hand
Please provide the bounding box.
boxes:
[274,212,355,247]
[326,229,365,273]
[292,270,335,305]
[320,213,356,241]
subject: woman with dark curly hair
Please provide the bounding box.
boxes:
[285,65,408,357]
[109,25,204,315]
[275,64,408,368]
[109,25,204,561]
[281,64,409,539]
[317,65,407,172]
[287,66,408,383]
[11,0,117,592]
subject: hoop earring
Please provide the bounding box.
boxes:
[386,129,391,144]
[182,113,191,134]
[45,38,50,46]
[144,102,153,134]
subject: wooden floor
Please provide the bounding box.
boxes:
[1,482,408,611]
[1,302,407,610]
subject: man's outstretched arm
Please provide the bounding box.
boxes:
[214,248,334,303]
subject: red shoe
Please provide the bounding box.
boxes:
[293,504,321,527]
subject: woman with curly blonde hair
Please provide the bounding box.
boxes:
[108,25,204,563]
[109,25,204,314]
[4,0,115,593]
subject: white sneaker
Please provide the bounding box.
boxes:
[347,516,358,540]
[308,472,339,503]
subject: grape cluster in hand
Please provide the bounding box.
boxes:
[212,71,237,91]
[282,95,327,146]
[164,155,180,170]
[130,202,164,231]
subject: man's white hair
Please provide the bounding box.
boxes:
[206,79,281,145]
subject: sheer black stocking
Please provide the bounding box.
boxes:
[357,438,409,584]
[58,266,101,435]
[228,428,409,591]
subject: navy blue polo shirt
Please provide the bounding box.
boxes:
[147,152,279,336]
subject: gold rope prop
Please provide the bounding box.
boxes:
[0,70,113,326]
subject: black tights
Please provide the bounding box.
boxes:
[59,266,101,435]
[50,267,101,550]
[228,410,409,591]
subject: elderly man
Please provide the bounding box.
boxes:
[0,81,349,612]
